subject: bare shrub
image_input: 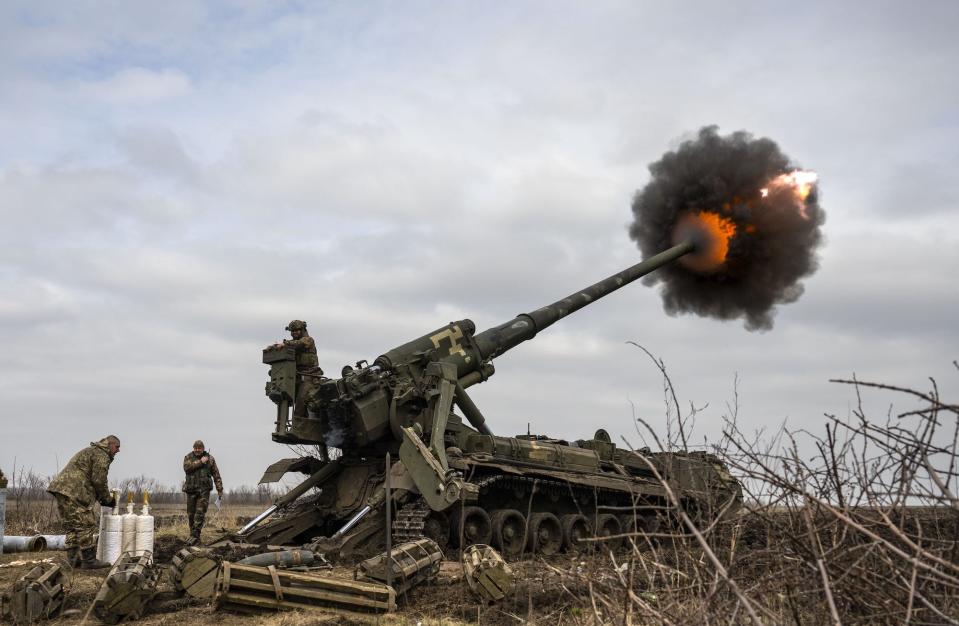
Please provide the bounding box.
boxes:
[555,352,959,625]
[3,466,55,535]
[227,483,279,505]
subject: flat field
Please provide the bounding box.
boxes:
[2,506,957,625]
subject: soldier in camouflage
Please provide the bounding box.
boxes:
[47,435,120,569]
[182,439,223,545]
[282,319,330,461]
[283,319,323,418]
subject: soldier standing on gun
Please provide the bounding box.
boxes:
[47,435,120,568]
[280,319,330,460]
[182,440,223,545]
[282,319,323,418]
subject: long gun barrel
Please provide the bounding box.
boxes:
[374,239,696,383]
[474,239,696,360]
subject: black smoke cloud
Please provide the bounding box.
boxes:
[629,126,825,331]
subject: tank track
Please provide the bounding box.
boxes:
[392,500,431,543]
[392,475,504,542]
[392,472,666,548]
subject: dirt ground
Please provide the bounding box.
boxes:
[1,502,595,625]
[7,506,955,624]
[0,543,584,625]
[0,516,585,626]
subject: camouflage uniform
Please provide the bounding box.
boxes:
[182,448,223,541]
[284,320,323,418]
[47,438,116,551]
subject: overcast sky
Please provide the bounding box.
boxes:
[1,1,957,489]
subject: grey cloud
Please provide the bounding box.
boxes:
[0,164,194,250]
[866,160,959,219]
[116,126,198,183]
[0,277,75,329]
[80,68,192,104]
[204,126,475,220]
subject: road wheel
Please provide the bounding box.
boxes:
[491,509,527,558]
[423,514,450,550]
[560,514,590,551]
[593,514,623,551]
[621,512,661,537]
[451,506,492,547]
[618,513,638,534]
[527,512,562,555]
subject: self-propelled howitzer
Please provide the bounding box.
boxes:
[243,239,741,558]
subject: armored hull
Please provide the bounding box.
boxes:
[402,425,741,557]
[244,416,740,560]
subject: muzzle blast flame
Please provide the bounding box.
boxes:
[673,211,738,273]
[629,126,825,331]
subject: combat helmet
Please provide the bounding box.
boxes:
[286,320,307,331]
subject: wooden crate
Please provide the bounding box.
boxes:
[92,551,160,624]
[356,537,442,595]
[462,544,513,603]
[170,547,220,599]
[215,562,396,614]
[6,560,69,624]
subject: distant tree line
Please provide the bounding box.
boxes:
[1,469,280,505]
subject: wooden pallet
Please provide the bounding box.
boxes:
[215,562,396,614]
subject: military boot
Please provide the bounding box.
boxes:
[79,547,111,570]
[65,546,80,568]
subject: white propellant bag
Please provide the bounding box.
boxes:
[96,511,107,561]
[121,496,138,555]
[135,492,155,560]
[98,491,120,564]
[102,508,122,565]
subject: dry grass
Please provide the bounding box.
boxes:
[2,492,266,537]
[553,358,959,625]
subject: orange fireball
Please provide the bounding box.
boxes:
[674,210,737,273]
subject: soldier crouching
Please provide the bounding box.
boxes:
[47,435,120,568]
[182,439,223,545]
